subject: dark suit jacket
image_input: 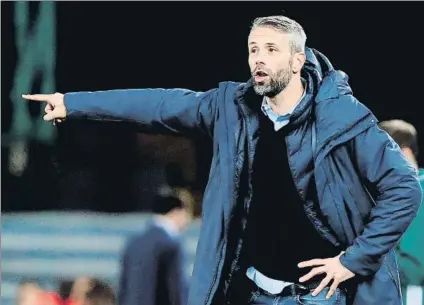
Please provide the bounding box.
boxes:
[118,222,188,305]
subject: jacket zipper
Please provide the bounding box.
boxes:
[285,135,306,201]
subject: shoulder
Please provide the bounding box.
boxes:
[218,80,247,90]
[126,225,169,247]
[314,70,377,149]
[315,70,373,121]
[216,79,251,100]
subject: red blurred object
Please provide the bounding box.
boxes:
[43,292,64,305]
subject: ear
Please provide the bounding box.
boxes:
[401,147,419,170]
[292,52,306,73]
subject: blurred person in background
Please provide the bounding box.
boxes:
[58,280,74,303]
[23,14,422,305]
[118,195,191,305]
[379,119,424,303]
[82,279,116,305]
[64,277,95,305]
[159,162,195,217]
[16,280,62,305]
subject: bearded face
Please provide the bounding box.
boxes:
[248,26,304,98]
[252,57,294,97]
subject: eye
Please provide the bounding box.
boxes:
[250,47,258,54]
[268,47,277,53]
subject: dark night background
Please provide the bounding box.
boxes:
[2,2,424,213]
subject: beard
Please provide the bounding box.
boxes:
[253,59,293,97]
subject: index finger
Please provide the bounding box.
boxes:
[21,94,52,102]
[298,259,326,268]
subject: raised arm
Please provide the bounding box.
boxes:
[22,87,219,138]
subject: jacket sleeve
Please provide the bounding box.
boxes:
[339,125,423,277]
[64,87,219,138]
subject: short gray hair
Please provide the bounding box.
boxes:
[251,15,307,54]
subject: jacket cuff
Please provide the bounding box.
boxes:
[339,246,382,277]
[64,92,87,118]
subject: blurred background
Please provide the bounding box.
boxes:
[2,2,424,305]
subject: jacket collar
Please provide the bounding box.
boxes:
[234,47,375,157]
[234,72,314,130]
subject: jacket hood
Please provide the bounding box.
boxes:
[234,47,377,159]
[304,47,377,159]
[304,47,353,102]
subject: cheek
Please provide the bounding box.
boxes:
[248,59,255,70]
[275,61,291,74]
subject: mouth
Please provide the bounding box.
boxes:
[254,70,269,82]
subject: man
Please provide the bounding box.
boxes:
[82,279,116,305]
[118,195,191,305]
[379,119,424,304]
[22,15,422,305]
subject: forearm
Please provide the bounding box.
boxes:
[340,176,422,276]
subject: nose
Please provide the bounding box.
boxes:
[255,59,265,67]
[253,51,265,67]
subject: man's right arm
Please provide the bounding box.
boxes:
[64,87,219,137]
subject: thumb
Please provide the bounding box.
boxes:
[43,110,58,121]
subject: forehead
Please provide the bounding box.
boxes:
[248,26,290,47]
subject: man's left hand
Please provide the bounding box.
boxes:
[298,252,355,299]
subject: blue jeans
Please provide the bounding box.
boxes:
[248,285,347,305]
